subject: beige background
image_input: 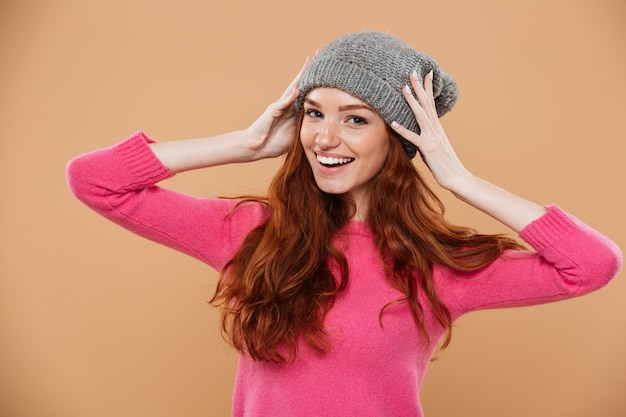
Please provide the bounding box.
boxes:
[1,0,625,416]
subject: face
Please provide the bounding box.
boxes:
[300,87,391,217]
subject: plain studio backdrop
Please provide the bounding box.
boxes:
[1,0,624,416]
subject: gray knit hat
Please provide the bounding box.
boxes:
[296,31,459,159]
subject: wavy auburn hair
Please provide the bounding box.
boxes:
[211,114,525,363]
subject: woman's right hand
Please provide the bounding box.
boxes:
[244,56,311,159]
[148,57,311,173]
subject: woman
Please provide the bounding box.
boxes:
[67,31,621,416]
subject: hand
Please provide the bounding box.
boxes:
[245,56,312,159]
[392,72,548,231]
[391,71,471,192]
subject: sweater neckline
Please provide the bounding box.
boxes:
[339,220,374,237]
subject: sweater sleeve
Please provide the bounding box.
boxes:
[436,205,623,319]
[66,131,268,271]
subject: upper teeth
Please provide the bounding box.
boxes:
[317,155,354,166]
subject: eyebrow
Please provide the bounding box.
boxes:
[304,98,375,113]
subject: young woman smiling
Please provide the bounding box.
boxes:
[300,87,391,218]
[67,31,622,416]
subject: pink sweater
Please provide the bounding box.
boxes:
[67,131,622,417]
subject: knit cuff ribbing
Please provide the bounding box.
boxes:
[114,131,174,186]
[519,205,577,252]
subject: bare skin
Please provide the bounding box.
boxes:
[149,58,546,232]
[391,70,546,232]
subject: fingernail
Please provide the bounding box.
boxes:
[391,121,400,128]
[412,70,419,80]
[428,70,434,80]
[404,85,411,93]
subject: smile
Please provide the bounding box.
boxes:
[316,154,355,167]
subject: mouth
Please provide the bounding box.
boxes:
[316,154,355,167]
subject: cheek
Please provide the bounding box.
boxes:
[299,125,315,148]
[370,143,391,175]
[366,135,391,164]
[370,152,389,176]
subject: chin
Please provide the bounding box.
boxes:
[314,181,349,196]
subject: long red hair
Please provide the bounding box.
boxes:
[211,115,524,363]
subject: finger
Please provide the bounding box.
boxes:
[402,84,432,132]
[390,120,420,146]
[422,70,434,102]
[263,56,313,119]
[409,70,437,116]
[268,57,312,117]
[280,55,312,101]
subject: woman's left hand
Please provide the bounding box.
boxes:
[392,71,547,232]
[391,71,471,192]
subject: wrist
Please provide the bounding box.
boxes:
[242,127,273,161]
[439,168,476,196]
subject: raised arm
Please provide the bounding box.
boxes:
[149,56,310,173]
[391,71,546,232]
[66,58,310,268]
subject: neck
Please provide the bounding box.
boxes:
[349,193,368,221]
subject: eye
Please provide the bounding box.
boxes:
[305,109,323,119]
[347,116,367,125]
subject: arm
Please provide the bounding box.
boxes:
[391,71,546,232]
[66,132,268,269]
[393,72,621,313]
[437,205,622,317]
[66,58,310,267]
[148,56,310,173]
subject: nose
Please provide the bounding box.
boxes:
[315,120,341,149]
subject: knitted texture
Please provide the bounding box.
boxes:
[67,132,622,417]
[296,31,459,158]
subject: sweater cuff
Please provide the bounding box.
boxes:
[518,205,576,252]
[114,131,174,185]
